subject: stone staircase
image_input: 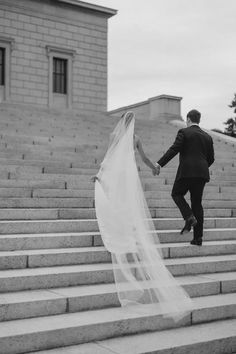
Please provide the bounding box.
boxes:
[0,103,236,354]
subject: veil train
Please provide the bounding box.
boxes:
[95,112,192,320]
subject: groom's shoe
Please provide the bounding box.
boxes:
[180,215,197,235]
[190,238,202,246]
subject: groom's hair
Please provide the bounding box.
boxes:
[187,109,201,123]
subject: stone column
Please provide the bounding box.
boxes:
[148,95,182,122]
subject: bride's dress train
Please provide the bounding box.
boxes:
[95,112,192,321]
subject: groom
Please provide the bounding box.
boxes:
[155,110,215,246]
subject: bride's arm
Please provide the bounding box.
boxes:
[135,135,158,175]
[91,164,103,182]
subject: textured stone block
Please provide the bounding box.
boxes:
[0,254,27,270]
[0,290,67,321]
[192,294,236,324]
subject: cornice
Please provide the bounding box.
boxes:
[46,45,77,58]
[149,95,183,101]
[0,36,15,50]
[56,0,117,17]
[0,0,111,31]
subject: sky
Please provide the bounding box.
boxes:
[89,0,236,130]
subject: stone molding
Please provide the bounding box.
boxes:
[0,0,110,30]
[56,0,117,17]
[0,36,15,51]
[108,95,183,122]
[46,45,76,59]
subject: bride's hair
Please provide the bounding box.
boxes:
[121,111,135,128]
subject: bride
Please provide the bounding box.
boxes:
[92,111,192,320]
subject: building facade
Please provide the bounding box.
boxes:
[0,0,116,113]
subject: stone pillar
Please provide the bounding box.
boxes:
[148,95,182,122]
[108,94,183,122]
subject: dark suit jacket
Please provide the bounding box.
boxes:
[157,125,215,182]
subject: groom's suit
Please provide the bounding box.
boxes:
[157,125,215,241]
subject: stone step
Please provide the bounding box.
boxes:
[165,178,236,186]
[0,241,236,270]
[154,208,233,218]
[1,156,235,177]
[0,158,72,169]
[10,172,165,185]
[0,178,90,190]
[30,318,236,354]
[0,171,10,179]
[0,152,23,160]
[7,144,227,157]
[0,208,98,220]
[10,170,94,181]
[8,172,236,188]
[22,151,104,162]
[0,166,43,174]
[33,167,235,179]
[4,171,233,185]
[0,293,235,354]
[0,208,59,220]
[0,247,110,270]
[0,228,235,251]
[32,189,95,198]
[1,142,99,153]
[57,207,233,220]
[0,217,236,234]
[140,164,235,172]
[0,179,66,189]
[212,171,236,178]
[0,198,94,209]
[24,153,99,163]
[144,182,236,193]
[148,199,236,208]
[0,157,99,170]
[23,153,98,165]
[0,144,103,154]
[43,167,98,175]
[0,255,236,292]
[0,271,235,322]
[94,228,236,246]
[22,189,236,201]
[2,164,234,181]
[0,188,32,198]
[0,196,236,209]
[146,176,236,187]
[0,178,231,192]
[2,184,236,202]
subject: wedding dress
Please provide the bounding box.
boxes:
[95,112,192,320]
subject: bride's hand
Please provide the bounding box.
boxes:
[152,168,157,176]
[91,175,99,182]
[152,166,160,176]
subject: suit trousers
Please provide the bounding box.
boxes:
[171,177,206,240]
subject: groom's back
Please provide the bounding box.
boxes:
[182,126,212,155]
[178,125,214,181]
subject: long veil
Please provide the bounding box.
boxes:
[95,112,192,320]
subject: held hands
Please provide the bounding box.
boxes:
[152,163,161,176]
